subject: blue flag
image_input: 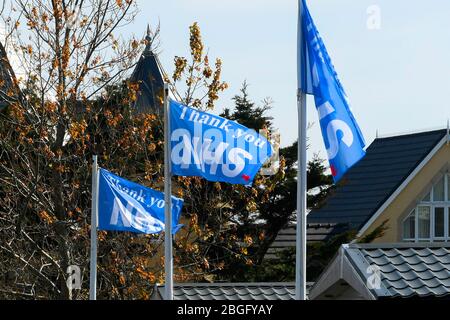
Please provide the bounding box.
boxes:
[170,100,273,185]
[298,0,366,182]
[98,168,183,234]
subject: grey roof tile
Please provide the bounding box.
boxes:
[409,262,450,273]
[389,286,416,297]
[353,245,450,298]
[192,288,211,296]
[365,254,392,266]
[259,287,276,295]
[234,287,251,295]
[430,269,450,279]
[385,278,411,290]
[157,282,310,300]
[429,286,450,296]
[206,288,222,295]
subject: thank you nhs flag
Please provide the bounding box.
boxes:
[298,0,366,182]
[98,169,183,234]
[170,100,273,185]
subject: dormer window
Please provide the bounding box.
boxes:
[402,174,450,242]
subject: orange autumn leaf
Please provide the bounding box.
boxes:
[38,210,56,224]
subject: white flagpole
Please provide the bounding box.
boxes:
[163,83,173,300]
[296,0,307,301]
[89,155,99,300]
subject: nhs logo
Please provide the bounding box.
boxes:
[98,169,183,235]
[169,100,273,185]
[299,0,366,182]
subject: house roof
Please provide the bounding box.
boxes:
[307,223,349,243]
[129,31,165,115]
[0,41,20,111]
[308,129,448,231]
[265,223,348,259]
[309,243,450,299]
[152,282,314,300]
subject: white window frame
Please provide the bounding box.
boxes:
[417,205,431,242]
[402,173,450,242]
[402,209,416,242]
[432,206,446,241]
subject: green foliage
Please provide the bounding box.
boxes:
[229,248,296,283]
[358,219,389,243]
[307,155,334,209]
[230,228,359,283]
[221,81,273,130]
[306,229,357,281]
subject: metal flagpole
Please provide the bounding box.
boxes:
[296,92,307,300]
[89,155,99,300]
[295,0,307,301]
[163,83,173,300]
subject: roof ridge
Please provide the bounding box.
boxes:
[376,127,447,140]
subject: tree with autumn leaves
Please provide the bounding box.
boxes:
[0,0,332,299]
[0,0,149,299]
[0,0,261,299]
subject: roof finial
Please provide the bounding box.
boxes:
[146,24,152,42]
[143,24,153,56]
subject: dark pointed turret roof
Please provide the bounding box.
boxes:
[129,26,166,116]
[0,41,20,111]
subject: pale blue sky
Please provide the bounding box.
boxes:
[129,0,450,161]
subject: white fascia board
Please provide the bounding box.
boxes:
[309,245,377,300]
